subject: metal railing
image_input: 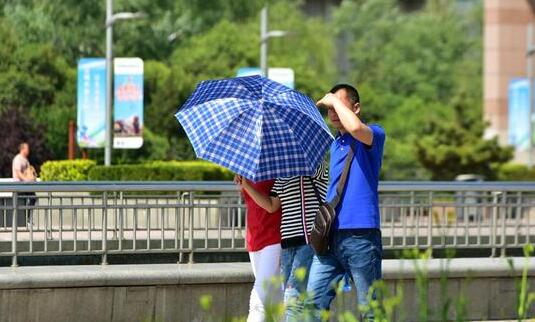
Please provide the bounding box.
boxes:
[0,181,534,266]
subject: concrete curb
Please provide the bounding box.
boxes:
[382,257,535,279]
[0,258,532,290]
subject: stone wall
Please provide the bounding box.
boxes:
[0,258,533,322]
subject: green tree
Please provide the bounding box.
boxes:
[333,0,485,180]
[266,1,336,100]
[113,0,265,60]
[143,60,176,136]
[0,43,69,113]
[0,0,105,62]
[415,97,513,180]
[1,0,266,63]
[0,107,53,177]
[0,17,74,162]
[161,2,335,153]
[0,1,336,166]
[136,2,335,159]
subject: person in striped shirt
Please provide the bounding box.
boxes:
[236,162,328,321]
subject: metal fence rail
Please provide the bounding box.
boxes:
[0,181,534,266]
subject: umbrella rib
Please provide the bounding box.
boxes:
[267,107,316,174]
[267,93,332,136]
[251,112,264,181]
[188,98,257,157]
[269,101,332,168]
[204,106,263,180]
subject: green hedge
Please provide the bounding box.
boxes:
[41,160,535,182]
[87,161,233,181]
[496,163,535,181]
[40,159,97,181]
[40,160,233,181]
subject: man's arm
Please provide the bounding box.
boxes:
[235,176,281,213]
[318,94,374,146]
[14,169,33,182]
[13,169,26,181]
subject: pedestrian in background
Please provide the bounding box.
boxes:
[12,142,36,183]
[12,142,37,227]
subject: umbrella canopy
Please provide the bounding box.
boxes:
[176,75,333,182]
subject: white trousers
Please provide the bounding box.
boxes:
[247,243,282,322]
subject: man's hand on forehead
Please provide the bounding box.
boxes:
[316,93,341,109]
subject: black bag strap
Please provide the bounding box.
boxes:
[328,140,356,209]
[308,175,323,204]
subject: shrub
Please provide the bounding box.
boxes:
[496,163,535,181]
[40,160,233,181]
[40,159,96,181]
[87,161,233,181]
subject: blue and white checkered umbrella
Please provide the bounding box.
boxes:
[175,75,333,182]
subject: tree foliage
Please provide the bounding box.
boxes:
[0,0,335,168]
[0,0,509,180]
[0,107,53,177]
[415,97,513,180]
[0,18,73,164]
[144,1,335,150]
[332,0,492,179]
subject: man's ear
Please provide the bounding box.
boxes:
[354,102,361,115]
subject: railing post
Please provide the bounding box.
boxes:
[46,192,52,241]
[11,192,18,267]
[175,191,181,264]
[409,191,415,231]
[237,194,243,229]
[119,191,124,251]
[490,192,499,257]
[113,191,118,240]
[178,192,186,263]
[500,191,507,257]
[102,191,108,265]
[188,192,194,264]
[427,191,433,249]
[514,191,522,246]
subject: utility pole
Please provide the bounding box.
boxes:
[528,24,535,167]
[259,5,289,78]
[260,6,268,77]
[105,0,113,166]
[104,0,144,166]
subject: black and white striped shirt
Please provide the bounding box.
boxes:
[270,162,329,248]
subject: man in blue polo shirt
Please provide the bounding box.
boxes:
[305,84,385,321]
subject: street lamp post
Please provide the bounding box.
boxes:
[527,23,535,168]
[104,0,144,166]
[259,5,289,78]
[105,0,113,167]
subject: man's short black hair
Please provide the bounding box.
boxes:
[330,84,360,105]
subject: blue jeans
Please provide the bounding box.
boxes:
[280,244,314,322]
[305,229,382,322]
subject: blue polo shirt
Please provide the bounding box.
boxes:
[326,124,385,229]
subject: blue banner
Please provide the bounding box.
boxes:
[113,58,144,149]
[508,78,531,151]
[77,58,106,148]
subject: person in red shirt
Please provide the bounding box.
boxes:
[237,177,282,322]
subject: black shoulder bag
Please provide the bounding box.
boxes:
[309,141,356,256]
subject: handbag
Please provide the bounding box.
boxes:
[309,141,356,256]
[24,165,37,180]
